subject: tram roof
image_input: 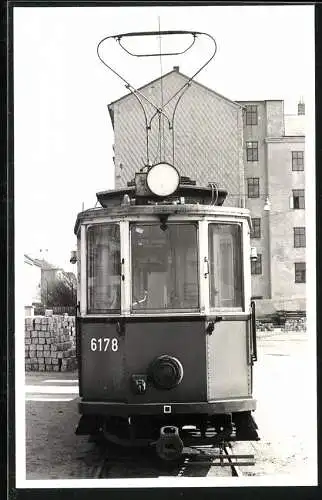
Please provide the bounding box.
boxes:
[74,203,251,235]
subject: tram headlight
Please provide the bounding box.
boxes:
[147,163,180,197]
[149,355,183,390]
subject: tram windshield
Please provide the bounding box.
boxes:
[131,223,199,311]
[87,224,121,313]
[208,223,243,310]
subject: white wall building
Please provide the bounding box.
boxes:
[24,254,42,314]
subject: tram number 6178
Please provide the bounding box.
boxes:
[90,337,119,352]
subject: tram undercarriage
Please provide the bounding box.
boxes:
[77,410,258,461]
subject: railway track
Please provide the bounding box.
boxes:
[90,442,254,479]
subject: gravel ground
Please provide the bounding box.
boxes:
[232,330,317,483]
[23,330,317,483]
[25,400,95,479]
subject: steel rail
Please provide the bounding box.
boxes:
[223,444,244,477]
[90,441,254,478]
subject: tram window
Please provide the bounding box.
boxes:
[208,224,243,309]
[87,224,121,313]
[131,223,199,311]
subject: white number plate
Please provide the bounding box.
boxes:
[90,337,119,352]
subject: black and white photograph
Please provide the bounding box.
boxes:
[13,3,316,489]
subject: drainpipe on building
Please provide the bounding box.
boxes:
[264,131,272,301]
[264,194,272,301]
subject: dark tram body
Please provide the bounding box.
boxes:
[74,30,259,461]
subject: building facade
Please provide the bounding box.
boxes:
[107,69,306,314]
[109,68,245,208]
[238,100,305,314]
[24,254,42,313]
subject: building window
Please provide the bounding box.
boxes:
[245,105,258,126]
[251,254,262,275]
[250,218,261,238]
[292,151,304,171]
[295,262,306,283]
[246,141,258,161]
[294,227,306,248]
[247,178,260,198]
[292,189,305,209]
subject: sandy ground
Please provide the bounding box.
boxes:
[22,330,317,483]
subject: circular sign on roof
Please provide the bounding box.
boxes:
[147,163,180,197]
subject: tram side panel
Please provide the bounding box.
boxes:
[206,318,252,401]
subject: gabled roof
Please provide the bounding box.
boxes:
[24,254,42,267]
[107,68,243,128]
[32,258,61,271]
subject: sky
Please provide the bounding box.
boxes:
[14,4,315,273]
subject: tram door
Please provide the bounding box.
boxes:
[80,223,126,401]
[207,223,250,399]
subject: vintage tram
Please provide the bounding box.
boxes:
[73,31,259,461]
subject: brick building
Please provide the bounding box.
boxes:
[107,68,306,314]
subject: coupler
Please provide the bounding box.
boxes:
[155,426,184,461]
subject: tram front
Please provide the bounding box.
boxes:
[74,166,259,452]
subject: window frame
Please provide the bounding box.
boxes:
[86,222,121,315]
[80,216,250,317]
[251,253,262,275]
[292,151,304,171]
[295,262,306,283]
[246,141,259,162]
[292,189,305,209]
[129,221,200,314]
[208,222,244,312]
[251,218,261,239]
[247,178,260,198]
[294,227,306,248]
[245,105,258,126]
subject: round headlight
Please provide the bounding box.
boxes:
[149,355,183,390]
[147,163,180,197]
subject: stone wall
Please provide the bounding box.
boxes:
[253,298,306,317]
[283,317,307,332]
[256,317,306,332]
[25,315,77,372]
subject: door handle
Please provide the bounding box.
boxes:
[203,257,210,278]
[251,301,257,363]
